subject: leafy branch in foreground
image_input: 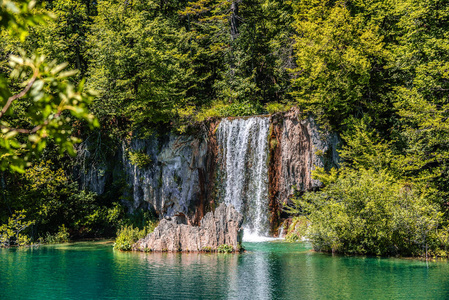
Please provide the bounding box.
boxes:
[0,0,98,172]
[0,0,51,42]
[0,210,35,247]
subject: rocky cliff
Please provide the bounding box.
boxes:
[77,108,339,235]
[133,203,243,252]
[273,107,339,202]
[268,108,339,233]
[77,130,213,224]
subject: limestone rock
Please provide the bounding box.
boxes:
[122,135,208,218]
[276,107,339,203]
[133,203,243,252]
[77,111,338,236]
[78,132,211,222]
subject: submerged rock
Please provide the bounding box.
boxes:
[133,203,243,252]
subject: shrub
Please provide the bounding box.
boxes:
[113,225,145,251]
[217,244,234,253]
[128,150,152,168]
[44,224,70,244]
[196,100,264,122]
[285,216,310,243]
[201,246,213,252]
[289,168,447,257]
[0,210,34,247]
[113,220,158,251]
[218,101,263,117]
[265,102,292,114]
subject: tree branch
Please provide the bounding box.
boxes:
[0,111,63,135]
[0,126,31,134]
[0,70,38,119]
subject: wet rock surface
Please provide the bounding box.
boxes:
[277,108,339,203]
[133,203,243,252]
[78,132,211,222]
[121,135,207,218]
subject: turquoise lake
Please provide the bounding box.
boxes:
[1,241,449,299]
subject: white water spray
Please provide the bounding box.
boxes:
[217,117,271,241]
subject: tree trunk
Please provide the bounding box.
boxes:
[230,1,239,41]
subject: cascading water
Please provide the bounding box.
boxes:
[217,117,271,241]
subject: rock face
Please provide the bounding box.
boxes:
[77,131,212,224]
[275,107,339,202]
[268,108,339,234]
[133,203,243,252]
[122,135,208,218]
[76,109,339,236]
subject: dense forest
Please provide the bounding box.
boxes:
[1,0,449,257]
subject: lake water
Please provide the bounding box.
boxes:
[1,241,449,299]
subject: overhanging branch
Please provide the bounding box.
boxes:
[0,70,38,119]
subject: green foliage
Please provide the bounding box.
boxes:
[269,138,278,151]
[217,244,234,253]
[113,225,143,251]
[265,102,292,114]
[145,219,158,234]
[288,0,449,257]
[113,221,157,251]
[290,0,388,129]
[218,101,264,117]
[196,100,264,121]
[290,168,447,256]
[285,216,309,243]
[0,52,98,173]
[0,0,50,42]
[1,160,125,240]
[26,0,97,79]
[0,210,34,247]
[87,0,190,128]
[127,150,152,169]
[43,224,69,244]
[178,0,294,123]
[338,117,396,172]
[0,1,98,173]
[201,246,213,252]
[113,210,158,251]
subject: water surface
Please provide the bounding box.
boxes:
[1,241,449,299]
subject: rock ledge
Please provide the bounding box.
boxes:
[133,203,243,252]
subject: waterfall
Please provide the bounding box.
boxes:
[217,117,270,240]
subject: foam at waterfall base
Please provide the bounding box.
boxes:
[242,228,283,243]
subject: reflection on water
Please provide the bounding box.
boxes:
[231,252,272,300]
[1,241,449,299]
